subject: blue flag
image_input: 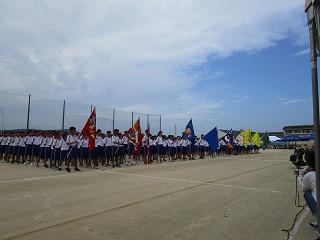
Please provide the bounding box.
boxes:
[183,119,195,143]
[204,127,218,151]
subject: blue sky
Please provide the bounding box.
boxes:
[0,0,314,133]
[188,39,313,132]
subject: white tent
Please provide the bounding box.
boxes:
[269,136,281,142]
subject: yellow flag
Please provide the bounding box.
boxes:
[252,132,262,147]
[242,129,252,147]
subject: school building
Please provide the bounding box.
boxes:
[283,125,315,136]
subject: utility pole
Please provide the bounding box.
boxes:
[305,0,320,232]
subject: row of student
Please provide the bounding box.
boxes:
[0,128,261,171]
[0,129,210,168]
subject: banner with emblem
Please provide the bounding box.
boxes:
[81,108,96,150]
[183,119,196,143]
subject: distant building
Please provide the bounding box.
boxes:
[283,125,314,136]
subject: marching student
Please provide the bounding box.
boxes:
[39,132,48,165]
[119,133,126,164]
[170,136,177,161]
[105,131,113,166]
[156,131,165,163]
[44,132,54,168]
[77,135,84,167]
[8,132,18,164]
[17,132,27,164]
[8,132,16,163]
[189,139,196,160]
[176,136,182,160]
[12,132,21,164]
[101,133,107,166]
[66,127,80,172]
[112,129,122,168]
[59,133,69,171]
[25,131,34,164]
[0,132,7,162]
[95,129,103,168]
[220,139,226,156]
[150,135,157,162]
[79,135,90,168]
[33,132,43,167]
[195,137,200,157]
[142,130,151,164]
[122,132,129,164]
[4,132,12,163]
[181,135,188,161]
[199,135,206,159]
[52,132,63,169]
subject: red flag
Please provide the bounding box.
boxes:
[127,118,142,155]
[81,108,96,151]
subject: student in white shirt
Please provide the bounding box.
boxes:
[59,133,69,171]
[52,132,63,169]
[112,129,122,168]
[0,133,7,162]
[33,132,42,165]
[105,131,113,166]
[150,135,157,161]
[39,132,48,164]
[8,133,16,163]
[95,129,103,168]
[10,132,20,164]
[44,132,54,168]
[199,135,206,159]
[79,135,90,168]
[180,136,189,161]
[66,127,79,172]
[157,131,166,163]
[297,151,317,228]
[25,131,34,163]
[4,133,13,162]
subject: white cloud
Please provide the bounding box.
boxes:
[0,0,307,132]
[278,98,305,105]
[294,49,309,56]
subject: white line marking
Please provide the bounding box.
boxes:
[102,170,294,195]
[0,167,293,195]
[0,174,72,184]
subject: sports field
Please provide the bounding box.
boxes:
[0,150,316,240]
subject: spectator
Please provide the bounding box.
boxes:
[297,151,317,228]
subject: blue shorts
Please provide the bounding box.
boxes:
[67,147,78,161]
[33,145,40,157]
[113,147,120,157]
[18,146,26,157]
[128,143,134,155]
[106,146,112,157]
[170,147,176,156]
[60,150,68,161]
[0,145,5,154]
[200,146,205,153]
[53,149,61,161]
[80,147,89,159]
[26,145,33,156]
[182,146,187,154]
[40,147,46,159]
[45,148,52,160]
[150,145,156,155]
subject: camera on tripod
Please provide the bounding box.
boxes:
[290,148,307,169]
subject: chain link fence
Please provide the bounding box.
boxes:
[0,91,185,135]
